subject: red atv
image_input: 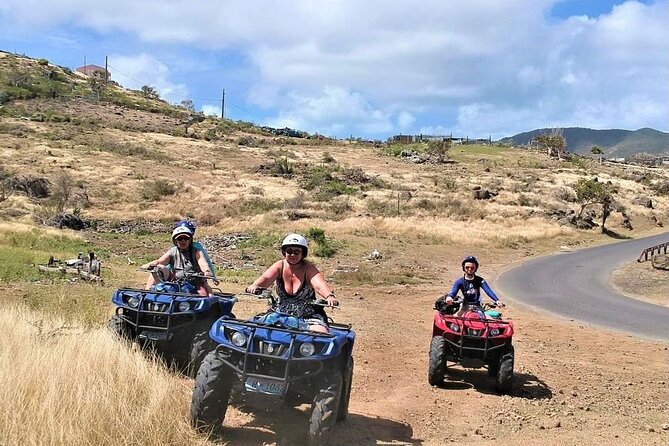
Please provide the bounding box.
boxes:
[428,300,514,394]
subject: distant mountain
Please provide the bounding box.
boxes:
[500,127,669,158]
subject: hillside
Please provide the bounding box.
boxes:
[1,52,669,446]
[502,127,669,158]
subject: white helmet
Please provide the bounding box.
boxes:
[281,233,308,257]
[171,226,193,244]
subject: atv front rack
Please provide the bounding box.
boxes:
[441,314,512,360]
[212,318,346,398]
[114,287,235,335]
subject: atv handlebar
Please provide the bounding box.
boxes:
[435,298,504,312]
[244,287,340,309]
[140,266,219,284]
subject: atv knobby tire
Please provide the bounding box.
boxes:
[336,357,354,422]
[487,356,500,377]
[308,372,342,446]
[191,350,233,433]
[188,329,216,378]
[496,345,514,394]
[428,335,446,386]
[108,315,134,341]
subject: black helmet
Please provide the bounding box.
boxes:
[461,255,479,271]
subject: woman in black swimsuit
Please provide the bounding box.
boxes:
[245,233,338,333]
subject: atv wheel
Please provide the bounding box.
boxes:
[428,335,446,386]
[188,329,216,378]
[108,315,134,341]
[308,372,342,446]
[336,357,354,422]
[496,345,514,394]
[190,350,233,433]
[487,357,500,377]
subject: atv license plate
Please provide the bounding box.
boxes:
[138,330,170,341]
[245,377,285,395]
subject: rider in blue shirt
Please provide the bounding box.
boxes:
[436,255,504,313]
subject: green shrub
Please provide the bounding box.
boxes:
[301,165,335,190]
[313,180,357,201]
[305,227,338,258]
[271,157,294,177]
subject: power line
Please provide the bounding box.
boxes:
[106,62,263,120]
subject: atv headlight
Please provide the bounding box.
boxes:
[230,331,247,347]
[178,301,190,312]
[449,323,460,332]
[489,328,500,336]
[127,296,140,308]
[299,342,315,357]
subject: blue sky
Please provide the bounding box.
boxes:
[1,0,667,140]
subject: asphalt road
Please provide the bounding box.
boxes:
[496,231,669,341]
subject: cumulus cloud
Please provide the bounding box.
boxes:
[263,86,393,137]
[1,0,667,138]
[108,53,188,102]
[201,104,221,117]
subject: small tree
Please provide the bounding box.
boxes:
[141,85,160,100]
[88,77,104,101]
[534,128,566,159]
[591,145,604,164]
[51,171,74,212]
[426,139,451,163]
[574,178,618,232]
[180,99,195,112]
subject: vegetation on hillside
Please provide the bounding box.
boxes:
[502,126,669,157]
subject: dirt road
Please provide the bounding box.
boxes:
[212,280,669,445]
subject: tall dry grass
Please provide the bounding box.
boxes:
[290,215,575,246]
[0,307,208,446]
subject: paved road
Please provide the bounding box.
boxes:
[496,231,669,341]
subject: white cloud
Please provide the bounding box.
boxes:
[108,53,188,102]
[2,0,667,137]
[264,86,393,137]
[201,104,221,117]
[397,111,416,131]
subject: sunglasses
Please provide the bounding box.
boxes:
[284,249,303,256]
[175,236,191,242]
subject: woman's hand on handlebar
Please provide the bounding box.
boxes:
[245,284,262,295]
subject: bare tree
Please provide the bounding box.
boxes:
[180,99,195,112]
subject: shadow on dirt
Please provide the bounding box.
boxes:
[603,228,631,240]
[436,368,552,400]
[208,405,423,446]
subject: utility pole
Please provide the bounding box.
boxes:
[83,56,86,74]
[105,56,108,84]
[221,89,225,119]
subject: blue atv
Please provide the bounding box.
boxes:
[109,268,236,377]
[190,289,355,446]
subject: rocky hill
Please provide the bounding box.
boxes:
[501,127,669,158]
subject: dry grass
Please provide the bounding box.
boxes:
[0,306,207,446]
[277,215,575,246]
